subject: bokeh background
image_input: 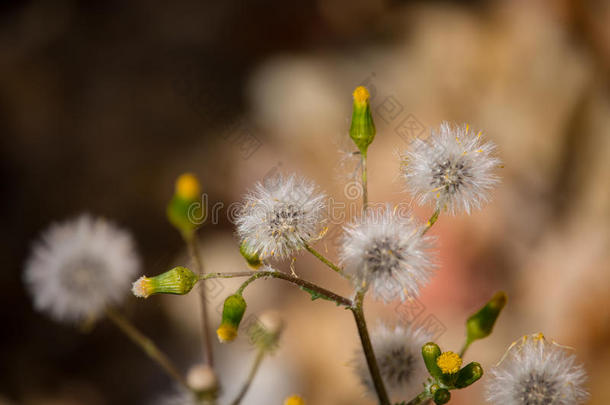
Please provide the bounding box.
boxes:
[1,0,609,404]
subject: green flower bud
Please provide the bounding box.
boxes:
[217,294,247,343]
[240,240,262,269]
[455,362,483,388]
[433,388,451,405]
[349,86,376,155]
[466,291,507,343]
[167,173,204,241]
[131,266,198,298]
[422,342,443,378]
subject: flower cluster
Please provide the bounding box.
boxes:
[21,86,590,405]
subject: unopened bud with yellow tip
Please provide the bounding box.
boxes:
[132,266,198,298]
[349,86,376,155]
[217,293,247,343]
[167,173,204,241]
[240,240,262,269]
[284,395,305,405]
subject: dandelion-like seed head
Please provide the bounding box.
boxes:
[24,214,140,323]
[339,206,434,301]
[236,174,327,260]
[401,122,501,214]
[353,324,431,400]
[485,333,589,405]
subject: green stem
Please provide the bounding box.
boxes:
[404,392,431,405]
[105,307,188,389]
[230,348,266,405]
[361,151,368,211]
[459,338,473,358]
[187,233,214,367]
[304,243,343,274]
[199,271,352,307]
[351,291,390,405]
[421,208,440,235]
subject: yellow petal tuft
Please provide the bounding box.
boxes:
[216,323,238,343]
[436,351,462,374]
[175,173,201,200]
[352,86,370,106]
[284,395,305,405]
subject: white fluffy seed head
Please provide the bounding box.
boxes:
[339,206,434,301]
[24,214,140,323]
[353,324,431,400]
[401,122,501,215]
[235,174,327,260]
[486,333,589,405]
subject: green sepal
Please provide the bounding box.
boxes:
[239,240,262,268]
[148,266,198,296]
[349,91,376,154]
[220,294,247,329]
[455,362,483,388]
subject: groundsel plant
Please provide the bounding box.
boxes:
[22,86,589,405]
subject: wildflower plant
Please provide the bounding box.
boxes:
[22,85,590,405]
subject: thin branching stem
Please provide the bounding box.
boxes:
[187,233,214,367]
[351,291,390,405]
[105,307,188,389]
[404,392,431,405]
[230,348,266,405]
[421,208,441,235]
[199,271,352,307]
[362,151,368,211]
[304,243,343,274]
[459,338,473,358]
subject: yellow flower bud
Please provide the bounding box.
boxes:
[284,395,305,405]
[349,86,376,155]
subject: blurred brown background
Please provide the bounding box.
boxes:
[1,0,609,404]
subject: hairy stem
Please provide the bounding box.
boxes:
[304,243,343,274]
[404,392,431,405]
[230,349,266,405]
[105,307,188,389]
[199,271,352,307]
[187,233,214,367]
[362,151,368,211]
[351,291,390,405]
